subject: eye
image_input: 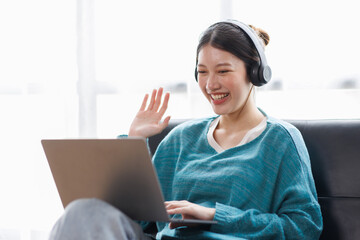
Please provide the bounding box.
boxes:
[198,70,207,74]
[219,70,229,74]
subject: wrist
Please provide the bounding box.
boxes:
[128,128,140,137]
[128,130,136,137]
[208,208,216,220]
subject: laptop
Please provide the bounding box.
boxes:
[41,138,217,225]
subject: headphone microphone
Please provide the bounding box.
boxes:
[195,20,272,87]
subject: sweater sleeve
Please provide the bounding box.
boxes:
[210,142,323,240]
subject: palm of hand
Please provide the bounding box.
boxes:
[129,88,171,138]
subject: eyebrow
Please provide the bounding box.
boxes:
[197,63,233,68]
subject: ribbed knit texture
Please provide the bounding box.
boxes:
[151,116,322,240]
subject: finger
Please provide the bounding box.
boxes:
[165,200,188,205]
[167,206,190,215]
[166,204,196,217]
[164,201,178,205]
[158,92,170,116]
[165,200,189,210]
[139,94,149,111]
[159,116,171,130]
[147,89,157,111]
[153,87,163,112]
[166,203,179,211]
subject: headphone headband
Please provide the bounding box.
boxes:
[225,20,268,66]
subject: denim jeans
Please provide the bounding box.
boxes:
[49,198,153,240]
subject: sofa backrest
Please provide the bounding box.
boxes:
[148,119,360,240]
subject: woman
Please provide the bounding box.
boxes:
[50,20,323,240]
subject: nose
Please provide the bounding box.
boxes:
[206,73,221,92]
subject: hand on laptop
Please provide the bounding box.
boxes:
[129,87,171,138]
[165,200,216,229]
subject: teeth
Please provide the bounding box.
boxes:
[211,93,229,100]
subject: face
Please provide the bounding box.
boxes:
[197,44,252,116]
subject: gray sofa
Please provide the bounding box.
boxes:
[148,119,360,240]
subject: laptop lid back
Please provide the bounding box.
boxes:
[41,138,169,222]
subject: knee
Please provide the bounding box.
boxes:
[65,198,108,213]
[64,198,126,222]
[50,199,126,240]
[50,199,143,240]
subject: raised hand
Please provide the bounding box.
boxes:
[128,87,171,138]
[165,200,216,229]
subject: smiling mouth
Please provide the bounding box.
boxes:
[211,93,229,100]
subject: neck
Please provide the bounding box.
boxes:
[218,94,265,132]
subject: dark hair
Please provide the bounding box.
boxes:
[196,22,270,80]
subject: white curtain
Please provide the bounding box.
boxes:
[0,0,77,239]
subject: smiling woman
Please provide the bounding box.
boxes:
[1,0,359,239]
[48,20,322,240]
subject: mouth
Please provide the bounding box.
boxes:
[211,93,229,100]
[210,93,230,104]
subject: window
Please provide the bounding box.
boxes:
[94,0,360,138]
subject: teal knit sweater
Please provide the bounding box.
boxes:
[151,116,322,239]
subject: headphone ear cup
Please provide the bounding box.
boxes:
[250,62,261,86]
[261,65,272,85]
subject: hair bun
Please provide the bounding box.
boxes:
[249,25,270,46]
